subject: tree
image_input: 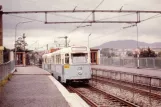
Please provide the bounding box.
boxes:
[126,51,133,56]
[3,47,10,63]
[134,47,157,58]
[101,48,116,58]
[15,36,27,51]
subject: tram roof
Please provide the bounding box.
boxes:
[53,46,89,54]
[43,46,89,57]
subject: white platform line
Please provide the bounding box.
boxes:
[48,76,90,107]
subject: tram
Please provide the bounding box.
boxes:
[42,46,91,83]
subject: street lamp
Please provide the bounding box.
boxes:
[136,24,139,48]
[88,33,91,48]
[15,21,33,71]
[136,23,140,69]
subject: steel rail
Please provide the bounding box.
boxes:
[89,85,140,107]
[92,76,161,99]
[67,86,98,107]
[68,85,139,107]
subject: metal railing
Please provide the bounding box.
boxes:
[100,57,161,69]
[91,68,161,92]
[0,61,15,81]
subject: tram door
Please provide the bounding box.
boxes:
[90,52,97,64]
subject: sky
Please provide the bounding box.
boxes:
[1,0,161,50]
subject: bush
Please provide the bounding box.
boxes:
[134,47,157,58]
[3,47,10,63]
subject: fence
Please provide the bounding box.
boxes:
[91,68,161,92]
[100,57,161,69]
[0,61,15,81]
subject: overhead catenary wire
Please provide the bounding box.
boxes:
[88,13,161,43]
[53,13,85,21]
[67,12,161,45]
[80,13,161,43]
[66,0,105,38]
[27,40,39,49]
[79,28,123,44]
[123,13,161,29]
[90,29,123,41]
[140,13,161,22]
[98,13,134,21]
[6,14,44,22]
[4,7,161,49]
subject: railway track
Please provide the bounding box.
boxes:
[67,84,139,107]
[92,75,161,99]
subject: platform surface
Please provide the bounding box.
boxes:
[14,66,50,75]
[92,65,161,78]
[0,67,69,107]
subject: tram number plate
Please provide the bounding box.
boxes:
[64,64,70,69]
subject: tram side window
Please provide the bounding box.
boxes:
[59,55,61,64]
[62,59,64,64]
[56,55,61,64]
[56,55,58,64]
[52,56,55,64]
[65,54,69,64]
[45,58,47,63]
[42,58,44,63]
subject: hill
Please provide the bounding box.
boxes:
[92,40,161,49]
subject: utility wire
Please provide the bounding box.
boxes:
[66,0,105,37]
[27,41,39,48]
[79,28,123,44]
[98,13,134,21]
[53,13,85,21]
[90,28,122,41]
[6,14,44,22]
[123,13,161,29]
[140,13,161,22]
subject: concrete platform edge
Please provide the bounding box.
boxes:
[48,76,90,107]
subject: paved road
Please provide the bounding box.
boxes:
[0,67,69,107]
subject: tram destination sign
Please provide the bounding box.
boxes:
[71,47,87,52]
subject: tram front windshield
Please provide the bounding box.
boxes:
[71,53,88,64]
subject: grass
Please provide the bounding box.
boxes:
[0,74,12,87]
[0,74,12,93]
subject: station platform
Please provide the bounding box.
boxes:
[91,65,161,78]
[0,66,89,107]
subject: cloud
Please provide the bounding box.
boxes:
[1,0,161,49]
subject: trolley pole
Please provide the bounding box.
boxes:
[47,44,48,50]
[58,36,68,47]
[136,23,140,69]
[65,36,68,47]
[88,33,91,48]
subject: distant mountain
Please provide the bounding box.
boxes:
[150,42,161,48]
[92,40,161,49]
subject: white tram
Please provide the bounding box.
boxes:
[42,46,91,83]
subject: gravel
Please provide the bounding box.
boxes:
[75,87,125,107]
[90,80,161,107]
